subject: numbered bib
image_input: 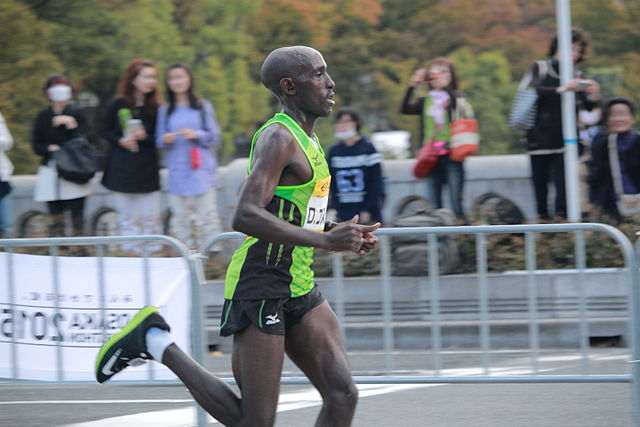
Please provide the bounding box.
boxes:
[304,176,331,231]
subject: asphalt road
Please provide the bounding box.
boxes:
[0,348,633,427]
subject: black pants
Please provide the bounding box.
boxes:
[530,153,566,220]
[47,197,85,237]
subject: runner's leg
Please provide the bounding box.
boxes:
[162,324,284,427]
[231,324,285,427]
[285,301,358,427]
[161,344,242,426]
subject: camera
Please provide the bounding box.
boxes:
[577,80,590,90]
[425,71,440,82]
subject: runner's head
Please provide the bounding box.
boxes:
[260,46,335,117]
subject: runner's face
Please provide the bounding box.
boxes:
[607,103,634,134]
[296,52,335,118]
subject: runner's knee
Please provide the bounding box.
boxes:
[324,381,358,408]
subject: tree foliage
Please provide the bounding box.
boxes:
[1,0,639,173]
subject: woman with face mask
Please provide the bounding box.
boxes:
[32,74,91,237]
[156,63,222,250]
[101,58,162,254]
[401,57,474,222]
[587,97,640,223]
[326,107,384,224]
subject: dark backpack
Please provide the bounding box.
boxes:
[54,136,102,184]
[391,208,460,276]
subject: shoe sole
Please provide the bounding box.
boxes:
[95,305,158,382]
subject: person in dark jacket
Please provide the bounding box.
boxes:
[327,107,384,224]
[32,74,91,237]
[525,29,600,220]
[101,58,162,253]
[588,97,640,222]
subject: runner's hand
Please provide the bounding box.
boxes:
[324,215,380,254]
[358,225,380,255]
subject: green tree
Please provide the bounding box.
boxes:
[0,0,62,173]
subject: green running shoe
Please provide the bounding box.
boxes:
[95,306,170,383]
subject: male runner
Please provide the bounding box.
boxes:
[95,45,380,427]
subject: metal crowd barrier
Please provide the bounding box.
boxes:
[1,224,639,426]
[0,235,209,426]
[202,224,640,426]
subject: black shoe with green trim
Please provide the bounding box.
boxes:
[95,306,170,383]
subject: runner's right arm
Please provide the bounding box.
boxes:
[232,124,378,253]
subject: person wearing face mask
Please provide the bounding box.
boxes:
[401,57,474,222]
[156,63,222,249]
[32,74,91,237]
[588,97,640,222]
[101,58,162,254]
[326,107,384,224]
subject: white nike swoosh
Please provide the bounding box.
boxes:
[101,349,122,376]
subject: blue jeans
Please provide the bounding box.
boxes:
[426,155,465,217]
[0,193,11,237]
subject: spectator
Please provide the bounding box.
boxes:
[578,102,603,217]
[0,111,13,238]
[32,74,91,237]
[588,97,640,222]
[156,63,222,249]
[524,28,600,221]
[101,58,162,253]
[327,107,384,224]
[401,57,474,221]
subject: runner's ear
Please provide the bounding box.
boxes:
[280,77,296,96]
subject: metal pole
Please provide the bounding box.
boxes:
[332,252,346,339]
[525,232,540,374]
[428,234,442,375]
[631,237,640,427]
[556,0,581,222]
[379,235,394,374]
[476,233,491,374]
[575,231,589,375]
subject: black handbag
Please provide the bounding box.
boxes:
[54,136,102,184]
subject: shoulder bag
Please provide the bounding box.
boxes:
[508,60,549,131]
[607,133,640,216]
[413,139,439,178]
[449,98,479,162]
[54,136,102,184]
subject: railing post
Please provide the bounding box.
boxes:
[379,234,394,374]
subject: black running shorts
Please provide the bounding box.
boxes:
[219,286,325,336]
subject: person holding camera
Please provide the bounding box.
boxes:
[32,74,91,237]
[401,57,474,221]
[524,29,601,221]
[101,58,162,254]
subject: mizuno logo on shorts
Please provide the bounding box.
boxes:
[265,314,280,325]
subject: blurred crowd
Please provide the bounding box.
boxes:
[0,28,638,247]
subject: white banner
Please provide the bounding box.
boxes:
[0,253,191,381]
